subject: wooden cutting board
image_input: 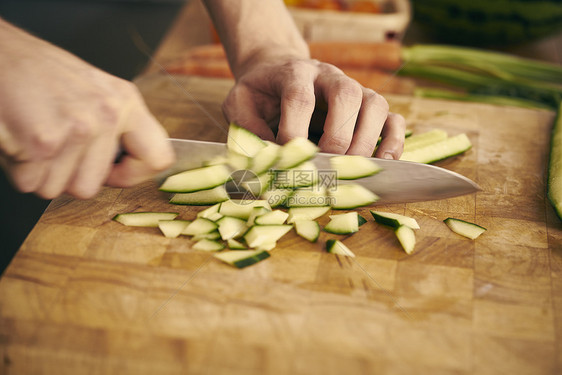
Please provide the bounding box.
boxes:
[1,72,561,375]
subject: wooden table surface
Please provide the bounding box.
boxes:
[2,2,562,374]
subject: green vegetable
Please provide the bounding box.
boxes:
[548,102,562,220]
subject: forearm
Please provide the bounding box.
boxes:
[201,0,309,78]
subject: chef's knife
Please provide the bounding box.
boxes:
[157,138,480,204]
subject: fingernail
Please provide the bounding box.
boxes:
[383,152,394,160]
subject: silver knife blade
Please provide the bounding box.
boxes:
[157,138,480,204]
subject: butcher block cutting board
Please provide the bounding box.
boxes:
[1,73,562,375]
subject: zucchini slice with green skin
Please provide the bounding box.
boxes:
[158,220,190,238]
[358,214,367,226]
[370,210,420,229]
[294,220,321,242]
[244,225,293,248]
[254,210,290,225]
[226,150,251,170]
[261,188,292,208]
[197,203,222,219]
[403,129,448,152]
[193,239,225,252]
[182,218,219,236]
[400,133,472,164]
[329,155,382,180]
[276,137,319,170]
[444,218,487,240]
[159,164,232,193]
[395,225,416,254]
[219,199,272,220]
[326,239,355,257]
[287,206,331,224]
[227,238,248,250]
[273,161,318,189]
[548,102,562,220]
[250,141,280,175]
[324,212,359,234]
[241,172,273,198]
[216,216,249,240]
[329,183,379,209]
[286,186,329,207]
[214,249,271,268]
[192,231,222,241]
[169,186,230,206]
[113,212,179,227]
[226,122,267,157]
[247,206,272,226]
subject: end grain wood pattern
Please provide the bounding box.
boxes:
[1,74,561,375]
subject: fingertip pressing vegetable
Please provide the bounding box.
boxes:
[444,218,487,240]
[113,212,179,227]
[325,239,355,257]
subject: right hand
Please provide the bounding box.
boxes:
[0,19,175,200]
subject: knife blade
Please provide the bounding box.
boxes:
[157,138,480,204]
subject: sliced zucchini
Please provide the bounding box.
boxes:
[159,164,232,193]
[400,133,472,164]
[326,239,355,257]
[240,172,273,197]
[548,102,562,220]
[358,214,367,226]
[226,149,251,170]
[246,206,272,226]
[287,206,331,224]
[273,161,318,189]
[244,225,293,248]
[214,249,270,268]
[227,238,248,250]
[329,183,379,209]
[169,185,229,206]
[403,129,448,151]
[261,188,292,208]
[444,218,487,240]
[324,212,360,234]
[276,137,319,170]
[370,210,420,230]
[193,239,225,252]
[286,186,329,207]
[197,203,222,219]
[395,224,416,254]
[113,212,179,227]
[254,210,289,225]
[158,219,190,238]
[226,122,267,157]
[250,141,280,175]
[182,218,219,236]
[192,231,222,241]
[219,199,272,220]
[216,216,249,240]
[255,241,278,251]
[330,155,382,180]
[294,220,321,242]
[203,155,228,166]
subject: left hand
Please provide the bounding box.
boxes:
[222,56,406,158]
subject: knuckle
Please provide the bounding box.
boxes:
[29,132,63,158]
[284,85,315,112]
[332,78,363,106]
[350,138,376,156]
